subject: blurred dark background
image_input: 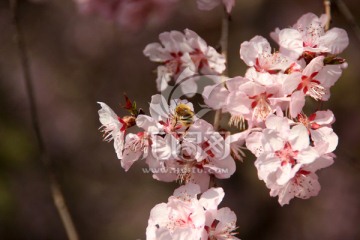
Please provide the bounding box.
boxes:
[0,0,359,239]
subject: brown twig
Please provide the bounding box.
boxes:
[334,0,360,43]
[213,7,230,132]
[210,7,231,189]
[9,1,79,240]
[323,0,331,31]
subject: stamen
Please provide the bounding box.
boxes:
[253,98,272,120]
[308,82,325,101]
[228,115,246,129]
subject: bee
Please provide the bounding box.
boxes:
[173,103,195,129]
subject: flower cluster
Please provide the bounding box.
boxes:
[96,8,348,240]
[98,94,236,192]
[147,183,238,240]
[144,29,226,92]
[204,12,348,205]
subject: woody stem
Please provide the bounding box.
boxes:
[211,6,230,189]
[323,0,331,31]
[213,6,230,131]
[9,1,79,240]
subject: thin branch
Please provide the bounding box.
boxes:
[213,7,230,132]
[323,0,331,31]
[213,109,222,131]
[211,6,231,189]
[334,0,360,42]
[9,1,79,240]
[219,8,230,77]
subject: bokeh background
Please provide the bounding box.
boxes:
[1,0,360,239]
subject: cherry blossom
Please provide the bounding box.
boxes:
[297,110,337,150]
[271,12,349,60]
[130,94,236,191]
[146,183,206,240]
[267,155,334,206]
[246,115,319,185]
[96,8,349,238]
[121,115,161,171]
[97,102,128,159]
[239,35,302,89]
[204,76,290,128]
[245,114,339,205]
[284,56,342,117]
[146,183,239,239]
[144,29,225,91]
[184,29,226,75]
[240,36,292,75]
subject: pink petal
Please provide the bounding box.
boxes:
[199,187,225,210]
[240,35,271,66]
[302,56,324,76]
[245,131,264,157]
[173,182,201,199]
[290,91,305,118]
[316,64,342,88]
[278,29,303,59]
[289,125,310,150]
[313,110,335,125]
[143,42,171,62]
[319,28,349,54]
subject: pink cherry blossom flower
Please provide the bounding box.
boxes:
[267,155,334,206]
[284,56,342,117]
[146,183,206,240]
[184,29,226,75]
[246,115,319,185]
[271,12,349,60]
[240,35,292,75]
[239,36,303,89]
[297,110,337,151]
[97,102,127,159]
[150,118,236,192]
[144,29,225,91]
[204,207,240,240]
[141,95,236,191]
[296,110,338,160]
[204,75,293,129]
[196,0,235,14]
[144,31,193,91]
[200,188,239,240]
[121,114,161,171]
[121,132,148,171]
[149,94,195,133]
[146,183,239,239]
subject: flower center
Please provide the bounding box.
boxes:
[297,72,325,101]
[250,92,273,120]
[275,142,299,167]
[165,52,184,74]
